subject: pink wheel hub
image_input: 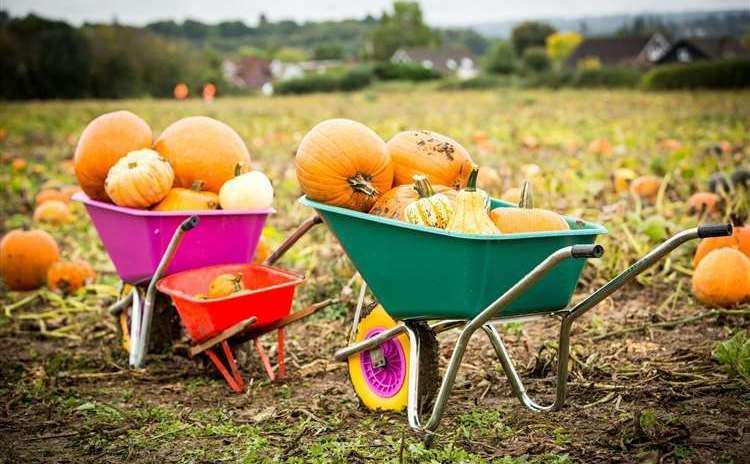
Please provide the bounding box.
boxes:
[360,327,406,397]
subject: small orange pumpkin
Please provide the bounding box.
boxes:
[0,229,60,290]
[105,149,175,208]
[692,226,750,267]
[687,192,721,215]
[252,236,272,264]
[691,248,750,307]
[153,181,219,211]
[207,273,245,299]
[296,119,393,212]
[491,181,569,234]
[33,200,74,225]
[611,168,637,194]
[630,176,662,201]
[36,189,68,205]
[387,130,474,189]
[47,260,96,294]
[74,111,153,202]
[369,183,457,220]
[155,116,251,193]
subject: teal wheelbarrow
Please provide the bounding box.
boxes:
[272,196,732,444]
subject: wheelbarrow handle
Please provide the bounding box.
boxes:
[181,215,200,231]
[697,223,732,238]
[571,244,604,259]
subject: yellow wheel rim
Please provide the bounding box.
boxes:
[348,305,410,412]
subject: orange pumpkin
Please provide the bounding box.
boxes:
[153,181,219,211]
[36,189,68,205]
[388,130,473,189]
[687,192,721,215]
[630,176,662,201]
[155,116,251,193]
[490,181,569,234]
[33,200,74,225]
[47,260,96,294]
[11,158,27,172]
[74,111,153,201]
[370,183,457,220]
[0,229,60,290]
[691,248,750,307]
[252,236,272,264]
[207,273,245,299]
[296,119,393,212]
[692,226,750,267]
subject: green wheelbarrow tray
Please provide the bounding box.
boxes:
[299,196,607,321]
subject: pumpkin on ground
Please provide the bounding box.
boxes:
[404,175,453,229]
[74,111,153,201]
[446,166,500,235]
[691,247,750,307]
[33,200,74,225]
[105,149,174,209]
[477,166,502,193]
[611,168,637,194]
[207,273,245,299]
[388,130,473,189]
[219,169,274,210]
[36,189,68,205]
[500,187,522,204]
[153,181,219,211]
[296,119,392,212]
[155,116,251,193]
[47,260,96,294]
[370,183,457,220]
[0,229,59,290]
[687,192,721,215]
[630,176,662,201]
[490,181,569,234]
[60,186,82,202]
[692,226,750,267]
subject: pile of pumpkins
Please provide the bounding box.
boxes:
[74,111,273,211]
[294,119,569,236]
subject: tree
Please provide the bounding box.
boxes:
[545,32,582,63]
[314,43,344,60]
[371,1,438,61]
[511,21,556,55]
[483,40,516,74]
[521,46,550,73]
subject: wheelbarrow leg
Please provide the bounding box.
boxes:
[404,244,603,442]
[254,338,276,382]
[205,341,245,393]
[277,328,286,380]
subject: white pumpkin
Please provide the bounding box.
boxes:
[219,171,274,210]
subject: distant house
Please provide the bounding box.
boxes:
[656,36,747,64]
[391,45,478,79]
[223,57,273,88]
[270,59,342,81]
[565,33,671,68]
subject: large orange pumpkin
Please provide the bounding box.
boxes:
[387,130,474,189]
[692,226,750,267]
[47,260,96,294]
[296,119,393,211]
[74,111,153,201]
[155,116,251,193]
[0,229,60,291]
[692,247,750,307]
[370,183,457,220]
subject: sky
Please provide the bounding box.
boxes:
[3,0,747,26]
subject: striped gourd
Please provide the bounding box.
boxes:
[404,175,453,229]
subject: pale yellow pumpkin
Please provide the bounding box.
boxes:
[404,175,453,229]
[490,181,569,234]
[105,149,174,208]
[446,166,501,235]
[219,169,274,210]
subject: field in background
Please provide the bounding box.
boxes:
[1,89,749,463]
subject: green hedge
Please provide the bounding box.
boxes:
[642,59,750,90]
[574,67,641,88]
[274,66,372,94]
[372,62,440,81]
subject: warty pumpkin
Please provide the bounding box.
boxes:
[207,273,245,299]
[0,229,60,290]
[74,111,153,201]
[490,181,569,234]
[388,130,474,189]
[404,175,453,229]
[369,183,456,220]
[692,225,750,267]
[33,200,74,225]
[296,118,392,212]
[105,149,174,209]
[47,260,96,294]
[155,116,251,193]
[153,181,219,211]
[691,247,750,307]
[446,166,500,235]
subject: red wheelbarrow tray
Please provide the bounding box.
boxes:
[156,263,304,342]
[73,192,273,285]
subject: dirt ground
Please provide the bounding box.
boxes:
[1,281,748,463]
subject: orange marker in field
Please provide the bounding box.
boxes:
[174,83,188,100]
[203,83,216,102]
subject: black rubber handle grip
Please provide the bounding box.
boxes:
[697,223,732,238]
[181,215,200,231]
[571,244,604,259]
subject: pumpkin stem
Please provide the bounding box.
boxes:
[190,180,205,192]
[232,273,243,292]
[465,165,479,192]
[234,163,243,177]
[412,175,435,198]
[128,162,138,169]
[348,172,378,198]
[518,181,534,209]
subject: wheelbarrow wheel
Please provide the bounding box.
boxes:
[347,304,439,413]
